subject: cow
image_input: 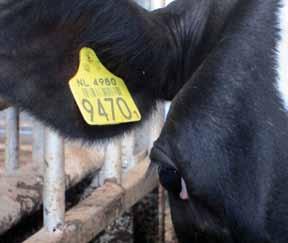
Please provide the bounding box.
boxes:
[0,0,287,242]
[150,0,288,242]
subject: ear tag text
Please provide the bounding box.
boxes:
[69,47,141,125]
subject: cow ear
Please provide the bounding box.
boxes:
[0,0,173,141]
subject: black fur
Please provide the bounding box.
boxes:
[0,0,287,242]
[152,0,288,242]
[0,0,176,140]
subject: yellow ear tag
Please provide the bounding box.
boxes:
[69,47,141,125]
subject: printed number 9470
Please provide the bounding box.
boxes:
[82,97,134,123]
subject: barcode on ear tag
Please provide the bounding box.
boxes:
[69,47,141,125]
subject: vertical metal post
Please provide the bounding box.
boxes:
[121,131,136,173]
[5,107,19,174]
[99,140,122,185]
[32,119,45,165]
[43,129,65,232]
[96,136,134,243]
[90,173,100,188]
[89,146,106,188]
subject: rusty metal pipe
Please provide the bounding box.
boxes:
[121,131,136,173]
[43,129,65,233]
[5,107,19,174]
[32,119,45,167]
[99,140,122,185]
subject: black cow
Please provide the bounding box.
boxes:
[0,0,287,242]
[151,0,288,243]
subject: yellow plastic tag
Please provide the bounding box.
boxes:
[69,47,141,125]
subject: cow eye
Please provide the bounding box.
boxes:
[158,164,182,195]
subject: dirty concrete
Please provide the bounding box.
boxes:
[23,159,158,243]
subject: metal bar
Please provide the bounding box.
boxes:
[24,158,157,243]
[99,140,122,185]
[43,129,65,232]
[32,119,45,165]
[0,142,146,235]
[5,107,19,174]
[121,131,136,173]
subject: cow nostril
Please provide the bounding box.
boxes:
[157,165,190,201]
[158,165,182,195]
[150,145,188,200]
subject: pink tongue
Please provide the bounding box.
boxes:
[179,178,189,200]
